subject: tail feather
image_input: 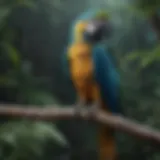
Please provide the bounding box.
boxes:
[98,126,116,160]
[98,105,117,160]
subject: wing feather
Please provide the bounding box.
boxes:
[93,45,121,113]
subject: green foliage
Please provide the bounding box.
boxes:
[0,121,68,160]
[0,1,70,160]
[124,45,160,68]
[136,0,160,11]
[132,0,160,15]
[117,39,160,159]
[0,0,37,9]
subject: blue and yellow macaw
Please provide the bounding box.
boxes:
[62,9,121,160]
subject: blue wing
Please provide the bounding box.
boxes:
[93,45,121,114]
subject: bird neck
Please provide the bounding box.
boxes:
[74,30,87,43]
[73,20,88,43]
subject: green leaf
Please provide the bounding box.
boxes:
[124,45,160,68]
[124,51,141,61]
[0,75,10,85]
[33,122,69,146]
[3,43,21,68]
[132,0,160,15]
[0,121,69,160]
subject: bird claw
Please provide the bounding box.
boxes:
[74,98,86,117]
[74,105,86,117]
[88,102,99,118]
[74,98,100,119]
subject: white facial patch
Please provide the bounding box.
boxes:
[86,23,96,34]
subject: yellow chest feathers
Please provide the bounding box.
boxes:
[68,43,94,81]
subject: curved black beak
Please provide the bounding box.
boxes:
[84,20,111,43]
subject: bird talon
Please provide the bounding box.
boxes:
[88,102,99,118]
[74,106,85,117]
[74,97,86,117]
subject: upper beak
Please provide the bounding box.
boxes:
[84,20,111,42]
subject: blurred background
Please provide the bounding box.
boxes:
[0,0,160,160]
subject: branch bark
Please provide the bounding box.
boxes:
[0,104,160,146]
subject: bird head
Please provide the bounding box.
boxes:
[84,11,111,43]
[71,10,111,43]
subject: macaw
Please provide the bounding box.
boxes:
[62,9,121,160]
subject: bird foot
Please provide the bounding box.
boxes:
[74,98,87,118]
[88,101,99,118]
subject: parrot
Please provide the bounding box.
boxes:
[62,9,121,160]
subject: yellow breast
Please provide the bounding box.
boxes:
[68,43,93,82]
[67,43,102,103]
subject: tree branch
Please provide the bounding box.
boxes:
[0,104,160,146]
